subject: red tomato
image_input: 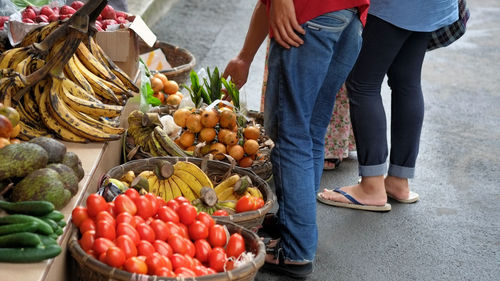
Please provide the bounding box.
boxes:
[206,267,217,275]
[71,206,89,227]
[116,223,141,245]
[146,252,172,274]
[166,199,180,212]
[144,193,160,215]
[114,194,137,215]
[165,221,183,238]
[175,267,196,277]
[209,224,227,248]
[226,233,245,258]
[196,212,215,229]
[150,219,169,241]
[168,234,187,254]
[256,197,265,209]
[93,237,115,255]
[86,249,97,259]
[154,266,175,277]
[86,193,108,217]
[174,196,189,205]
[178,203,197,225]
[136,222,156,242]
[212,209,229,216]
[134,215,146,225]
[115,235,137,258]
[124,188,140,201]
[183,254,196,269]
[124,256,148,274]
[193,264,210,276]
[79,218,96,234]
[79,230,95,252]
[194,239,212,263]
[177,222,189,238]
[188,220,209,240]
[235,195,257,213]
[156,196,167,208]
[137,240,155,257]
[116,212,135,227]
[226,259,235,271]
[184,238,196,257]
[153,240,173,257]
[96,211,115,226]
[99,251,107,263]
[170,253,188,270]
[107,202,117,217]
[106,246,126,268]
[157,206,179,223]
[134,196,154,219]
[96,220,116,241]
[208,247,227,272]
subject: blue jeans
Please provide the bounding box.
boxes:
[347,15,430,178]
[264,9,362,262]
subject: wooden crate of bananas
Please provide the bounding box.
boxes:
[0,0,138,143]
[101,157,276,229]
[124,67,274,181]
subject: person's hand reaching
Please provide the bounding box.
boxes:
[222,56,251,89]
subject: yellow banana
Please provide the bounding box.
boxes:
[64,56,96,97]
[218,187,236,201]
[47,78,121,142]
[174,161,213,189]
[18,119,52,140]
[67,107,125,135]
[247,187,263,199]
[15,55,32,75]
[150,131,169,156]
[168,178,183,199]
[39,80,88,143]
[75,42,127,90]
[89,37,138,92]
[171,174,197,202]
[163,179,174,202]
[173,168,203,197]
[57,77,123,118]
[72,55,120,104]
[60,75,101,103]
[148,175,160,195]
[214,174,240,195]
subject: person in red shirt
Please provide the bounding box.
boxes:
[223,0,368,277]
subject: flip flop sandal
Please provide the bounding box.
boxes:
[387,191,420,203]
[323,158,341,170]
[262,240,313,278]
[317,188,391,212]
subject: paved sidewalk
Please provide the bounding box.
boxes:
[126,0,176,27]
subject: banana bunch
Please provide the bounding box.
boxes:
[127,110,190,158]
[135,161,214,203]
[0,19,138,142]
[213,174,264,201]
[191,199,237,215]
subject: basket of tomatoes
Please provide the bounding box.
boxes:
[68,192,266,281]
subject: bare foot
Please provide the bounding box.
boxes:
[385,176,411,200]
[319,176,387,206]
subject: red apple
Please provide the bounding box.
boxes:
[59,14,71,20]
[116,11,128,19]
[35,14,49,23]
[48,14,59,22]
[116,16,128,24]
[71,1,85,10]
[101,5,116,20]
[0,115,13,139]
[52,6,60,16]
[0,16,8,29]
[60,5,76,15]
[21,8,37,20]
[40,6,55,17]
[102,19,117,28]
[22,18,35,24]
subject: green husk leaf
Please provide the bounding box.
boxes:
[11,0,50,9]
[221,77,240,110]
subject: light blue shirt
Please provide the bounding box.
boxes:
[369,0,459,32]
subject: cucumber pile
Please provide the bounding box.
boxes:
[0,200,64,263]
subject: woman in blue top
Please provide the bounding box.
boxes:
[317,0,458,211]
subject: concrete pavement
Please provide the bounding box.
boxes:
[128,1,500,280]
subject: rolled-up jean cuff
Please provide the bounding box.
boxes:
[388,164,415,179]
[358,163,387,177]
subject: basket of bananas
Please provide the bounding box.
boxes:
[100,156,276,229]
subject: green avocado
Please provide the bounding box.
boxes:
[0,143,48,181]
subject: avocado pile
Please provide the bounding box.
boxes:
[0,137,84,209]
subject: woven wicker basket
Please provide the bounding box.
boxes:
[139,40,196,85]
[103,157,276,229]
[68,220,266,281]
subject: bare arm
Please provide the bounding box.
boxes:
[223,1,269,89]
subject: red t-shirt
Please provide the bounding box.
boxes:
[261,0,369,27]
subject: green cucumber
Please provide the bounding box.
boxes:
[41,210,64,222]
[0,221,40,235]
[0,244,62,263]
[0,232,41,248]
[36,234,58,246]
[0,200,54,216]
[41,218,59,232]
[57,220,67,228]
[0,214,53,235]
